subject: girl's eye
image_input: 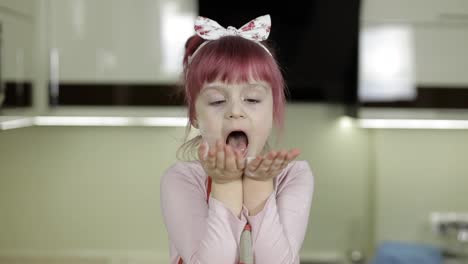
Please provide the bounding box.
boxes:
[245,98,260,103]
[209,100,225,106]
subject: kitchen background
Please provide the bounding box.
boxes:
[1,0,468,263]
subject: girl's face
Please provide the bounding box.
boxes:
[193,79,273,158]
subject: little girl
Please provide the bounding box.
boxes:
[160,14,314,264]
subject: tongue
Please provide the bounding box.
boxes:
[227,134,247,153]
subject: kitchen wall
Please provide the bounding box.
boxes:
[0,104,373,263]
[2,105,468,262]
[373,129,468,244]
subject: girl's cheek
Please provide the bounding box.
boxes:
[253,108,273,121]
[198,121,220,146]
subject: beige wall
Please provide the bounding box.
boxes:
[0,104,372,262]
[3,104,467,262]
[373,129,468,245]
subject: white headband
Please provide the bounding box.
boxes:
[188,14,273,64]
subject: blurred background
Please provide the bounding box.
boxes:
[1,0,468,263]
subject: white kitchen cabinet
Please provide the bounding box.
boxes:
[0,0,34,83]
[362,0,468,86]
[48,0,196,83]
[360,23,468,88]
[0,0,35,17]
[362,0,468,24]
[357,0,468,123]
[0,0,35,110]
[414,25,468,86]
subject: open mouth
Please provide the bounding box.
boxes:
[226,130,249,157]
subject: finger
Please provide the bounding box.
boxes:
[216,139,225,170]
[246,156,263,172]
[206,141,217,170]
[235,149,246,170]
[280,148,301,168]
[270,150,287,172]
[224,145,237,171]
[258,151,277,172]
[287,148,301,160]
[198,141,209,161]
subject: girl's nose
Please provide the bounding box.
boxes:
[226,102,246,119]
[228,112,245,119]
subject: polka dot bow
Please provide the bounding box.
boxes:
[194,14,271,42]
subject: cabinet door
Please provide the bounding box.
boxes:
[359,0,468,109]
[415,26,468,86]
[48,0,196,83]
[359,24,468,103]
[362,0,468,23]
[47,0,196,106]
[0,1,34,107]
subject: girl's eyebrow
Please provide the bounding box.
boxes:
[200,82,269,94]
[203,83,225,89]
[246,82,269,90]
[200,84,225,95]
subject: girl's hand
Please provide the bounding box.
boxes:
[198,139,246,184]
[244,148,301,181]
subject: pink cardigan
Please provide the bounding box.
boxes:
[160,160,314,264]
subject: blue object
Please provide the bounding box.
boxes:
[370,241,443,264]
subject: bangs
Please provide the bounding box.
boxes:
[187,36,282,91]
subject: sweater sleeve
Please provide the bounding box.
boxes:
[160,162,248,264]
[243,161,315,264]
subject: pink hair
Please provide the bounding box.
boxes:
[182,35,287,135]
